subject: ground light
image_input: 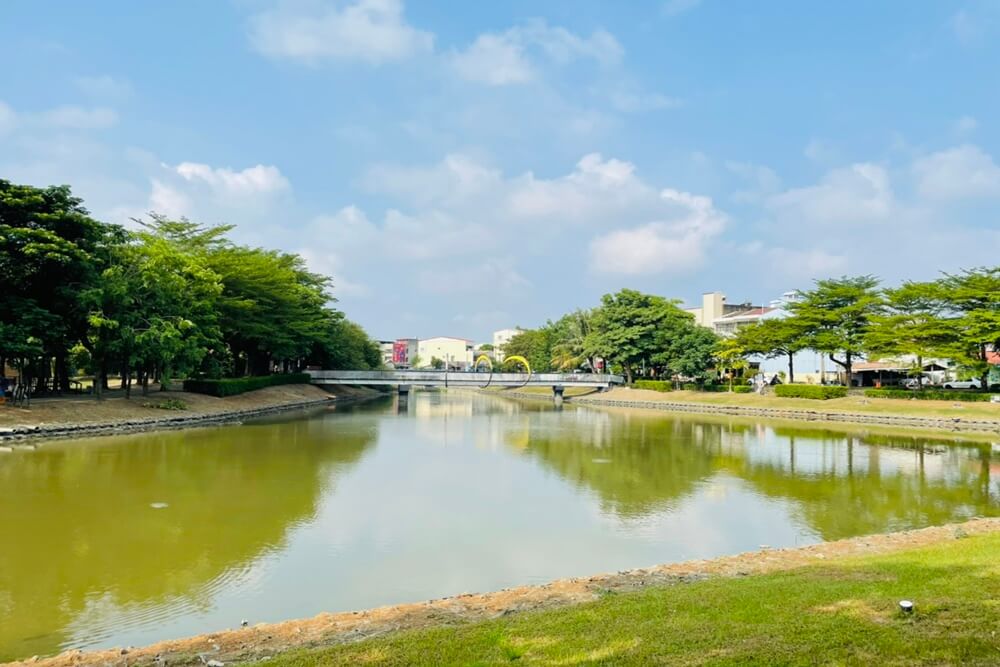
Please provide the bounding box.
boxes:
[899,600,914,613]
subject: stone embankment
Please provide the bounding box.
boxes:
[497,390,1000,434]
[0,385,380,444]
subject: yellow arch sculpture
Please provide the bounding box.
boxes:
[502,355,531,374]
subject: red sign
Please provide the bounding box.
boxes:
[392,340,409,364]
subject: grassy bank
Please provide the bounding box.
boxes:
[271,531,1000,666]
[505,386,1000,423]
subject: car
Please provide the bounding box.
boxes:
[942,378,982,390]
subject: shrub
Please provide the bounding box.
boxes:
[774,384,848,400]
[634,380,672,392]
[732,385,753,394]
[864,388,1000,402]
[681,383,700,391]
[183,373,310,397]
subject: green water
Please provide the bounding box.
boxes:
[1,392,997,660]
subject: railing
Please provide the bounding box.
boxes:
[307,370,624,386]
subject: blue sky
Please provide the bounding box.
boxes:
[2,1,999,342]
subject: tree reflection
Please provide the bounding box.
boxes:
[0,414,377,660]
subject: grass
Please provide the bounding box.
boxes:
[567,387,1000,421]
[266,533,1000,666]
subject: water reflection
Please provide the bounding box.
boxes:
[1,393,996,661]
[0,407,378,660]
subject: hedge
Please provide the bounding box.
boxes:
[864,388,1000,402]
[774,384,848,400]
[634,380,672,392]
[732,385,753,394]
[183,373,311,397]
[678,382,752,393]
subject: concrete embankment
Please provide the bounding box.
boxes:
[16,517,1000,667]
[0,384,381,444]
[493,387,1000,435]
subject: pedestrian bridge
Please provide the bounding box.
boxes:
[307,370,624,397]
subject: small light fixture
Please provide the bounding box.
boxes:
[899,600,914,613]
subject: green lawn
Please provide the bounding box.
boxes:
[270,533,1000,666]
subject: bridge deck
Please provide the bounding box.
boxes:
[308,370,623,388]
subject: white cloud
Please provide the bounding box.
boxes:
[248,0,434,65]
[768,163,892,225]
[74,75,132,101]
[953,115,978,135]
[0,101,16,135]
[589,189,727,274]
[450,19,622,86]
[912,144,1000,200]
[662,0,703,17]
[607,90,681,113]
[148,179,191,218]
[175,162,290,196]
[726,160,781,203]
[38,105,119,129]
[417,258,530,295]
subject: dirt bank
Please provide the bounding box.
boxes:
[15,518,999,667]
[0,384,380,443]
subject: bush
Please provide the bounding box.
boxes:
[774,384,848,400]
[864,388,1000,402]
[142,398,188,410]
[634,380,672,392]
[732,385,753,394]
[183,373,310,397]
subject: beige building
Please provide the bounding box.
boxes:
[492,328,522,361]
[417,337,475,370]
[684,292,766,330]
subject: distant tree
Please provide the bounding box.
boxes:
[410,354,423,369]
[585,289,696,383]
[736,318,808,383]
[714,337,748,392]
[865,281,952,387]
[549,309,596,371]
[478,343,494,352]
[657,323,719,383]
[929,267,1000,391]
[503,328,555,373]
[430,356,445,370]
[788,275,883,384]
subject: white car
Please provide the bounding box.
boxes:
[942,378,982,390]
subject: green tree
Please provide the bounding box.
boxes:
[788,276,883,384]
[430,356,445,370]
[657,323,719,383]
[929,267,1000,391]
[0,180,121,391]
[715,337,748,391]
[736,318,808,383]
[503,328,556,373]
[585,289,694,383]
[549,309,596,371]
[864,282,952,388]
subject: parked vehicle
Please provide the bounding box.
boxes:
[942,378,982,390]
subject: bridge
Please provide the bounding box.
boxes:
[307,370,624,401]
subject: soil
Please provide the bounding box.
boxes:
[13,518,998,667]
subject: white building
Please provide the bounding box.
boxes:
[417,337,475,370]
[492,328,522,361]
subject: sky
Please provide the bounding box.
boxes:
[2,1,999,343]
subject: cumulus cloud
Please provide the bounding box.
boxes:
[912,144,1000,200]
[589,189,727,274]
[767,163,893,225]
[248,0,434,65]
[450,19,622,86]
[175,162,290,197]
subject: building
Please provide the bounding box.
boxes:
[391,338,419,369]
[378,341,395,368]
[685,292,760,330]
[417,337,475,370]
[492,328,522,361]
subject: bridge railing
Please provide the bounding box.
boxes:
[307,370,624,385]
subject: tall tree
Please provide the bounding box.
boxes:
[788,275,882,384]
[736,318,807,383]
[585,289,692,383]
[930,267,1000,391]
[549,309,596,371]
[864,281,952,387]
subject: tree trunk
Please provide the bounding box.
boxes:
[787,351,795,384]
[624,364,633,384]
[141,365,150,396]
[55,348,71,393]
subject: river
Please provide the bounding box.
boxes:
[1,391,997,660]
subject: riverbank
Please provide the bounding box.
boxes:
[16,518,999,666]
[499,386,1000,435]
[0,384,379,443]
